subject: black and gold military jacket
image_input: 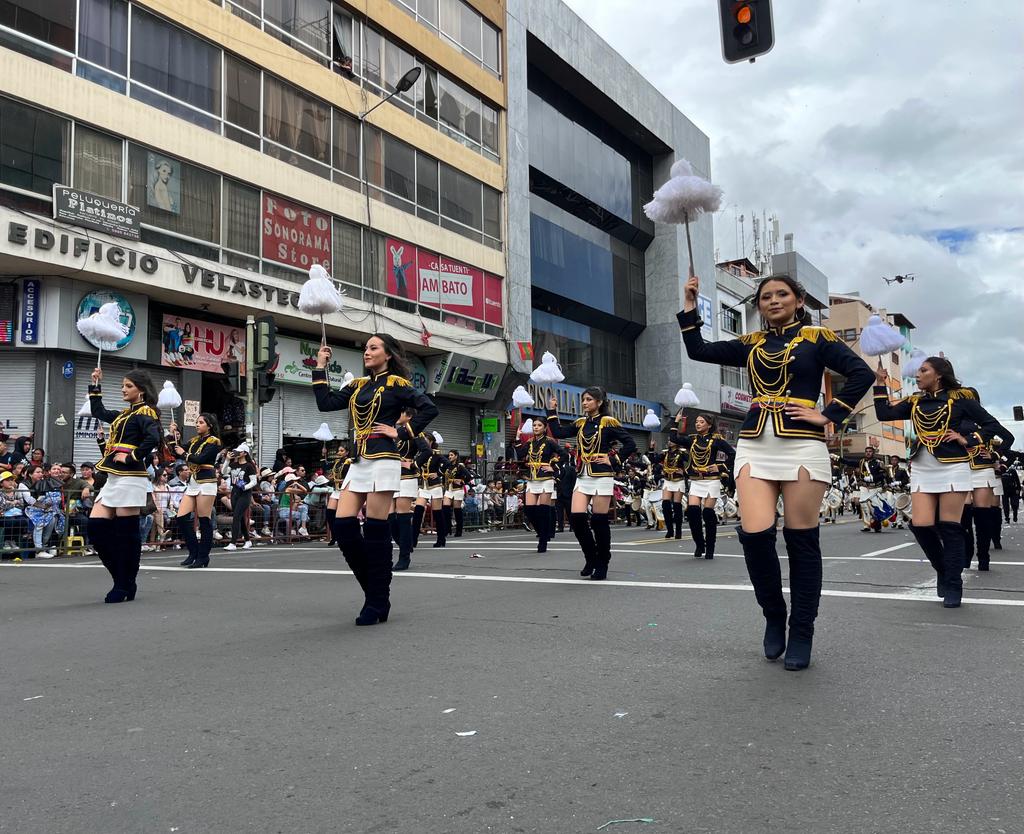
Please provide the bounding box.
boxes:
[312,369,438,461]
[416,447,451,489]
[546,410,637,478]
[670,431,736,479]
[186,434,221,483]
[88,386,161,478]
[960,419,1014,472]
[511,436,562,481]
[397,433,426,481]
[678,310,874,441]
[658,445,689,481]
[444,461,471,491]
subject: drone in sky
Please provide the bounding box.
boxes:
[882,273,915,285]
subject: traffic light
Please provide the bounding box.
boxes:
[254,315,277,370]
[719,0,774,64]
[257,370,277,406]
[1014,405,1023,421]
[220,361,242,395]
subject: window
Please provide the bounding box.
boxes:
[383,36,418,110]
[362,26,382,90]
[78,0,128,75]
[440,164,481,232]
[262,76,330,175]
[332,217,361,288]
[482,21,500,74]
[0,98,68,195]
[331,4,357,79]
[223,179,260,256]
[130,9,221,123]
[721,366,749,390]
[332,110,360,189]
[264,0,330,58]
[73,126,122,200]
[416,154,438,223]
[843,328,857,342]
[482,186,500,242]
[438,76,481,144]
[481,102,499,157]
[128,144,220,244]
[0,0,74,68]
[225,54,261,141]
[364,127,415,211]
[721,303,741,335]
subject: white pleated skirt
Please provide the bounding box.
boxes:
[734,421,831,483]
[662,479,686,492]
[525,479,556,495]
[184,479,217,497]
[418,485,444,500]
[910,450,971,493]
[394,478,419,499]
[970,468,1000,490]
[575,475,615,496]
[97,474,152,508]
[688,478,722,499]
[342,458,401,493]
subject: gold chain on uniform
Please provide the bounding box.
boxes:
[911,397,951,452]
[689,435,714,469]
[526,438,548,476]
[746,335,800,410]
[351,384,383,440]
[578,419,602,460]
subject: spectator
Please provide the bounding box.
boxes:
[61,462,92,543]
[278,473,310,536]
[0,439,15,471]
[151,468,172,546]
[24,464,62,558]
[225,448,258,551]
[0,470,31,558]
[253,468,277,537]
[11,436,32,466]
[29,448,45,467]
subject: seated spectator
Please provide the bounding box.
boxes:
[278,473,310,536]
[0,470,31,558]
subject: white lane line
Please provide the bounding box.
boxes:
[4,562,1023,607]
[854,542,916,558]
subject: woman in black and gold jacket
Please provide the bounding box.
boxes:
[874,361,1008,604]
[671,415,736,560]
[169,414,222,569]
[511,418,563,553]
[414,433,450,549]
[546,388,637,580]
[679,272,874,671]
[391,409,424,571]
[314,334,438,626]
[87,367,161,604]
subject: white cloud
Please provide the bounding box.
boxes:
[563,0,1024,430]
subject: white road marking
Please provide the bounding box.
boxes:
[5,562,1023,607]
[854,542,916,558]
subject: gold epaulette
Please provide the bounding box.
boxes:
[600,416,622,428]
[948,388,977,401]
[351,376,370,389]
[798,326,840,343]
[137,406,158,419]
[386,375,411,387]
[574,418,587,428]
[739,331,765,345]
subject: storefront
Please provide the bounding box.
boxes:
[718,384,752,443]
[424,353,506,465]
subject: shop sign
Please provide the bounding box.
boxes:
[179,263,300,309]
[20,279,40,344]
[7,220,159,274]
[275,335,363,388]
[262,194,331,270]
[76,291,135,351]
[160,314,246,374]
[697,294,714,341]
[52,185,141,240]
[425,353,505,401]
[517,381,662,432]
[720,384,752,415]
[385,237,504,326]
[183,400,201,428]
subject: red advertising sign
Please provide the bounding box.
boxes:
[385,237,503,326]
[262,194,331,270]
[161,314,246,374]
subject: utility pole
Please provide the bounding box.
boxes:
[245,314,256,449]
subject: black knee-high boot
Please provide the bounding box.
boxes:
[909,523,946,597]
[590,513,611,581]
[737,526,787,660]
[394,512,414,570]
[325,508,337,545]
[662,500,675,538]
[702,507,718,559]
[524,506,543,552]
[335,516,368,595]
[673,503,684,539]
[548,505,557,539]
[177,513,198,567]
[190,516,213,568]
[782,527,823,671]
[388,512,400,545]
[960,505,975,568]
[685,505,705,557]
[570,512,598,576]
[536,505,551,553]
[989,506,1003,552]
[87,517,118,599]
[412,504,425,549]
[434,506,451,547]
[454,507,464,537]
[937,520,965,607]
[358,518,393,625]
[973,508,991,570]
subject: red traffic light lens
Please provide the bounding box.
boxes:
[736,6,752,24]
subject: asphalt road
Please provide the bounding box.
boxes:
[3,518,1023,834]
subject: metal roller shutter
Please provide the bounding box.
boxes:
[72,358,161,465]
[1,352,38,444]
[258,397,282,470]
[281,384,331,440]
[426,399,474,458]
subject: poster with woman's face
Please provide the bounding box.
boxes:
[147,152,181,215]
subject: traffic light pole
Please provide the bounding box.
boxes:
[246,314,256,449]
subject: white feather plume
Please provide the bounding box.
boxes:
[642,409,661,430]
[674,383,700,408]
[298,264,345,316]
[77,305,128,345]
[902,348,927,378]
[511,385,535,408]
[157,380,182,409]
[519,418,534,437]
[342,371,355,386]
[78,399,93,417]
[313,422,335,442]
[432,431,444,445]
[643,158,722,225]
[860,314,906,356]
[529,351,565,384]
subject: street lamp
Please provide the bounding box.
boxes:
[359,67,422,120]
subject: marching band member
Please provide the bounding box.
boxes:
[873,361,1008,606]
[391,409,422,571]
[171,415,223,568]
[888,455,911,529]
[672,414,736,560]
[546,390,637,580]
[852,447,887,532]
[443,451,471,539]
[659,420,689,540]
[962,408,1013,570]
[679,272,874,670]
[511,418,562,552]
[314,335,438,626]
[324,442,351,546]
[87,368,162,604]
[415,433,449,549]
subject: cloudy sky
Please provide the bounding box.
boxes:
[563,0,1024,434]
